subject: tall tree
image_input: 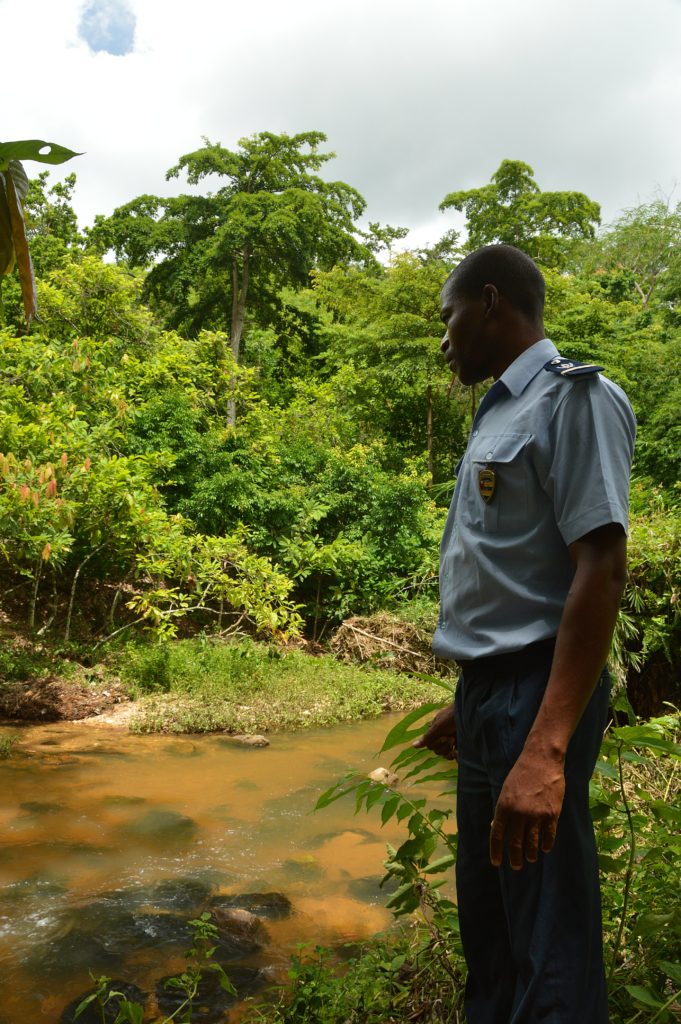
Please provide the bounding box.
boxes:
[594,198,681,309]
[439,159,600,268]
[90,131,372,375]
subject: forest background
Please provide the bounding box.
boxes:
[0,134,680,1023]
[0,135,678,715]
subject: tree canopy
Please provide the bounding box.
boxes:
[439,159,601,267]
[90,131,374,372]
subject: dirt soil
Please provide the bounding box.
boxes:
[0,672,131,724]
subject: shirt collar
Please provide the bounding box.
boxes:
[498,338,559,398]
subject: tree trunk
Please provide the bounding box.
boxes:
[65,544,106,643]
[426,384,434,486]
[227,250,250,426]
[29,558,42,632]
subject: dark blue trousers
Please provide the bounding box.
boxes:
[454,640,610,1024]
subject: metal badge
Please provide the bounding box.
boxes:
[478,465,496,503]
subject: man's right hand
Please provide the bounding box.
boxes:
[412,704,457,761]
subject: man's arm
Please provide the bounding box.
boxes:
[489,521,627,870]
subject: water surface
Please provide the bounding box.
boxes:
[0,715,455,1022]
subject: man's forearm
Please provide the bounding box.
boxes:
[523,526,627,762]
[489,525,627,868]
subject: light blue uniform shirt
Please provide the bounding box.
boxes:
[432,338,636,661]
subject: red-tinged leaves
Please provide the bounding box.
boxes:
[41,543,51,561]
[5,171,37,325]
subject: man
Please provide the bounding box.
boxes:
[416,244,635,1024]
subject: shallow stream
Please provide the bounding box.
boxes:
[0,714,453,1022]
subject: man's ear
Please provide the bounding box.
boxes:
[482,283,499,318]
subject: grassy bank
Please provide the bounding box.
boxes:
[115,637,447,734]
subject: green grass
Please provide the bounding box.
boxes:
[0,733,18,758]
[116,637,447,735]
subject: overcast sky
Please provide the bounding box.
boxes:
[3,0,681,248]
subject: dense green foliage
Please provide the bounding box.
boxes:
[1,134,678,1024]
[1,143,679,709]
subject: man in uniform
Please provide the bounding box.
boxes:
[415,244,635,1024]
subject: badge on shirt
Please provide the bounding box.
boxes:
[478,465,496,503]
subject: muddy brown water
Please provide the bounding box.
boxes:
[0,715,455,1023]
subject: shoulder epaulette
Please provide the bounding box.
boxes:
[543,356,603,378]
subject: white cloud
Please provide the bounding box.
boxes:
[1,0,680,247]
[78,0,136,56]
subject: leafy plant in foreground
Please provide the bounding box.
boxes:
[593,707,681,1022]
[75,913,235,1024]
[316,687,680,1024]
[317,679,465,1015]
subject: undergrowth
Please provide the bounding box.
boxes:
[117,636,444,734]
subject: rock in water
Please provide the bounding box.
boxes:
[368,767,399,786]
[211,907,268,957]
[210,891,292,919]
[231,734,270,747]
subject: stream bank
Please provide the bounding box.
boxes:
[0,634,450,735]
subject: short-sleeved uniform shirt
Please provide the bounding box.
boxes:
[432,338,636,662]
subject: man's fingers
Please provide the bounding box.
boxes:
[412,734,456,759]
[525,822,541,863]
[541,818,557,854]
[489,812,507,867]
[507,819,525,871]
[412,708,456,755]
[431,737,457,760]
[491,814,553,868]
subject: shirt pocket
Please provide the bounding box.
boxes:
[465,432,533,531]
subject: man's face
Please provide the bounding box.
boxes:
[440,284,494,387]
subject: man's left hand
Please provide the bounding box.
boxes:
[489,750,566,870]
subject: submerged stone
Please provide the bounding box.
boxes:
[60,981,146,1024]
[110,912,192,953]
[26,928,121,978]
[19,800,64,815]
[101,794,146,807]
[0,875,67,905]
[282,853,322,878]
[122,808,198,844]
[144,876,212,912]
[346,874,399,902]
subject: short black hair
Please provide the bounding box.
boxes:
[443,244,545,321]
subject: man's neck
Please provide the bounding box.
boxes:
[491,323,546,380]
